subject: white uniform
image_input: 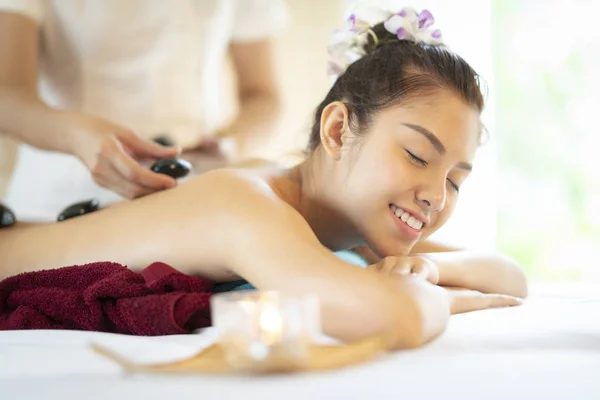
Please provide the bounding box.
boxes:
[0,0,288,221]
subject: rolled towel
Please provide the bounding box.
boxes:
[0,261,213,335]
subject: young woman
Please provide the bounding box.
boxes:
[0,7,527,349]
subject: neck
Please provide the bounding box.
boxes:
[281,151,364,251]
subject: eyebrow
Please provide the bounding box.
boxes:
[402,122,473,171]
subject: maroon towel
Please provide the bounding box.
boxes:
[0,261,214,335]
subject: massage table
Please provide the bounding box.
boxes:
[1,283,599,400]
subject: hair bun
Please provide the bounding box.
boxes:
[327,4,444,80]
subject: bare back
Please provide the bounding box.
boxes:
[1,167,301,278]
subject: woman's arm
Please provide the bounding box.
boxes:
[0,11,71,153]
[410,239,528,298]
[219,39,282,161]
[0,170,450,349]
[0,12,179,198]
[352,239,528,298]
[418,250,528,298]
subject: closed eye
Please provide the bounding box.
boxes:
[406,149,461,192]
[405,150,427,167]
[447,179,460,192]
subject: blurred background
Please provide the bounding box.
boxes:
[493,0,599,283]
[0,0,597,283]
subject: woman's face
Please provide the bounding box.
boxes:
[337,90,481,257]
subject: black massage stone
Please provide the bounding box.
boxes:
[153,135,175,147]
[0,203,16,228]
[150,158,191,179]
[57,198,100,222]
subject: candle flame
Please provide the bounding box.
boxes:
[259,304,283,345]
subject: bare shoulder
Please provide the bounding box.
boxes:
[175,168,320,269]
[185,168,291,213]
[191,168,275,197]
[181,168,316,239]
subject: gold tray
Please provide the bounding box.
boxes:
[91,335,388,375]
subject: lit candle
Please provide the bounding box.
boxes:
[211,290,320,372]
[259,301,284,345]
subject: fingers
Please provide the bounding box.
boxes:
[118,130,181,158]
[106,139,177,190]
[450,292,487,314]
[487,294,524,308]
[417,256,439,284]
[369,257,398,274]
[450,290,523,315]
[408,261,427,279]
[391,257,438,284]
[193,136,220,153]
[370,256,439,285]
[376,256,413,275]
[409,259,438,284]
[94,165,156,199]
[91,139,177,198]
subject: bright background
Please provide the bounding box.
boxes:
[493,0,600,282]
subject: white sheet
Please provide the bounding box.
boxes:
[1,284,599,400]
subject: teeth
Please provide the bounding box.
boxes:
[390,204,424,230]
[408,218,423,230]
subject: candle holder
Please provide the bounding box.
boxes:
[210,290,320,373]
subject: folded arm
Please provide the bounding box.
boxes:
[411,240,528,298]
[352,239,528,298]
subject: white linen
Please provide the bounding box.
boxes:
[1,286,599,400]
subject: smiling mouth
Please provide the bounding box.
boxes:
[389,204,425,231]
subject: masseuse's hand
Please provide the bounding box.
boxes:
[447,287,523,314]
[182,136,236,173]
[368,255,440,285]
[64,112,181,199]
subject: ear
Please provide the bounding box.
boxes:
[319,101,350,160]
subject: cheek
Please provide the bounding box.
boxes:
[428,195,458,233]
[346,145,402,199]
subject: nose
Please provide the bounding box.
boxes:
[416,179,446,212]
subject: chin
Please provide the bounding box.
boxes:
[368,237,415,258]
[360,221,418,258]
[419,227,438,242]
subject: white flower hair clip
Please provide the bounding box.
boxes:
[327,5,443,80]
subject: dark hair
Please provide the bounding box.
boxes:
[307,22,486,151]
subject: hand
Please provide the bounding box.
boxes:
[447,287,523,314]
[182,136,236,173]
[191,136,222,154]
[368,255,440,285]
[65,112,181,199]
[194,136,238,160]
